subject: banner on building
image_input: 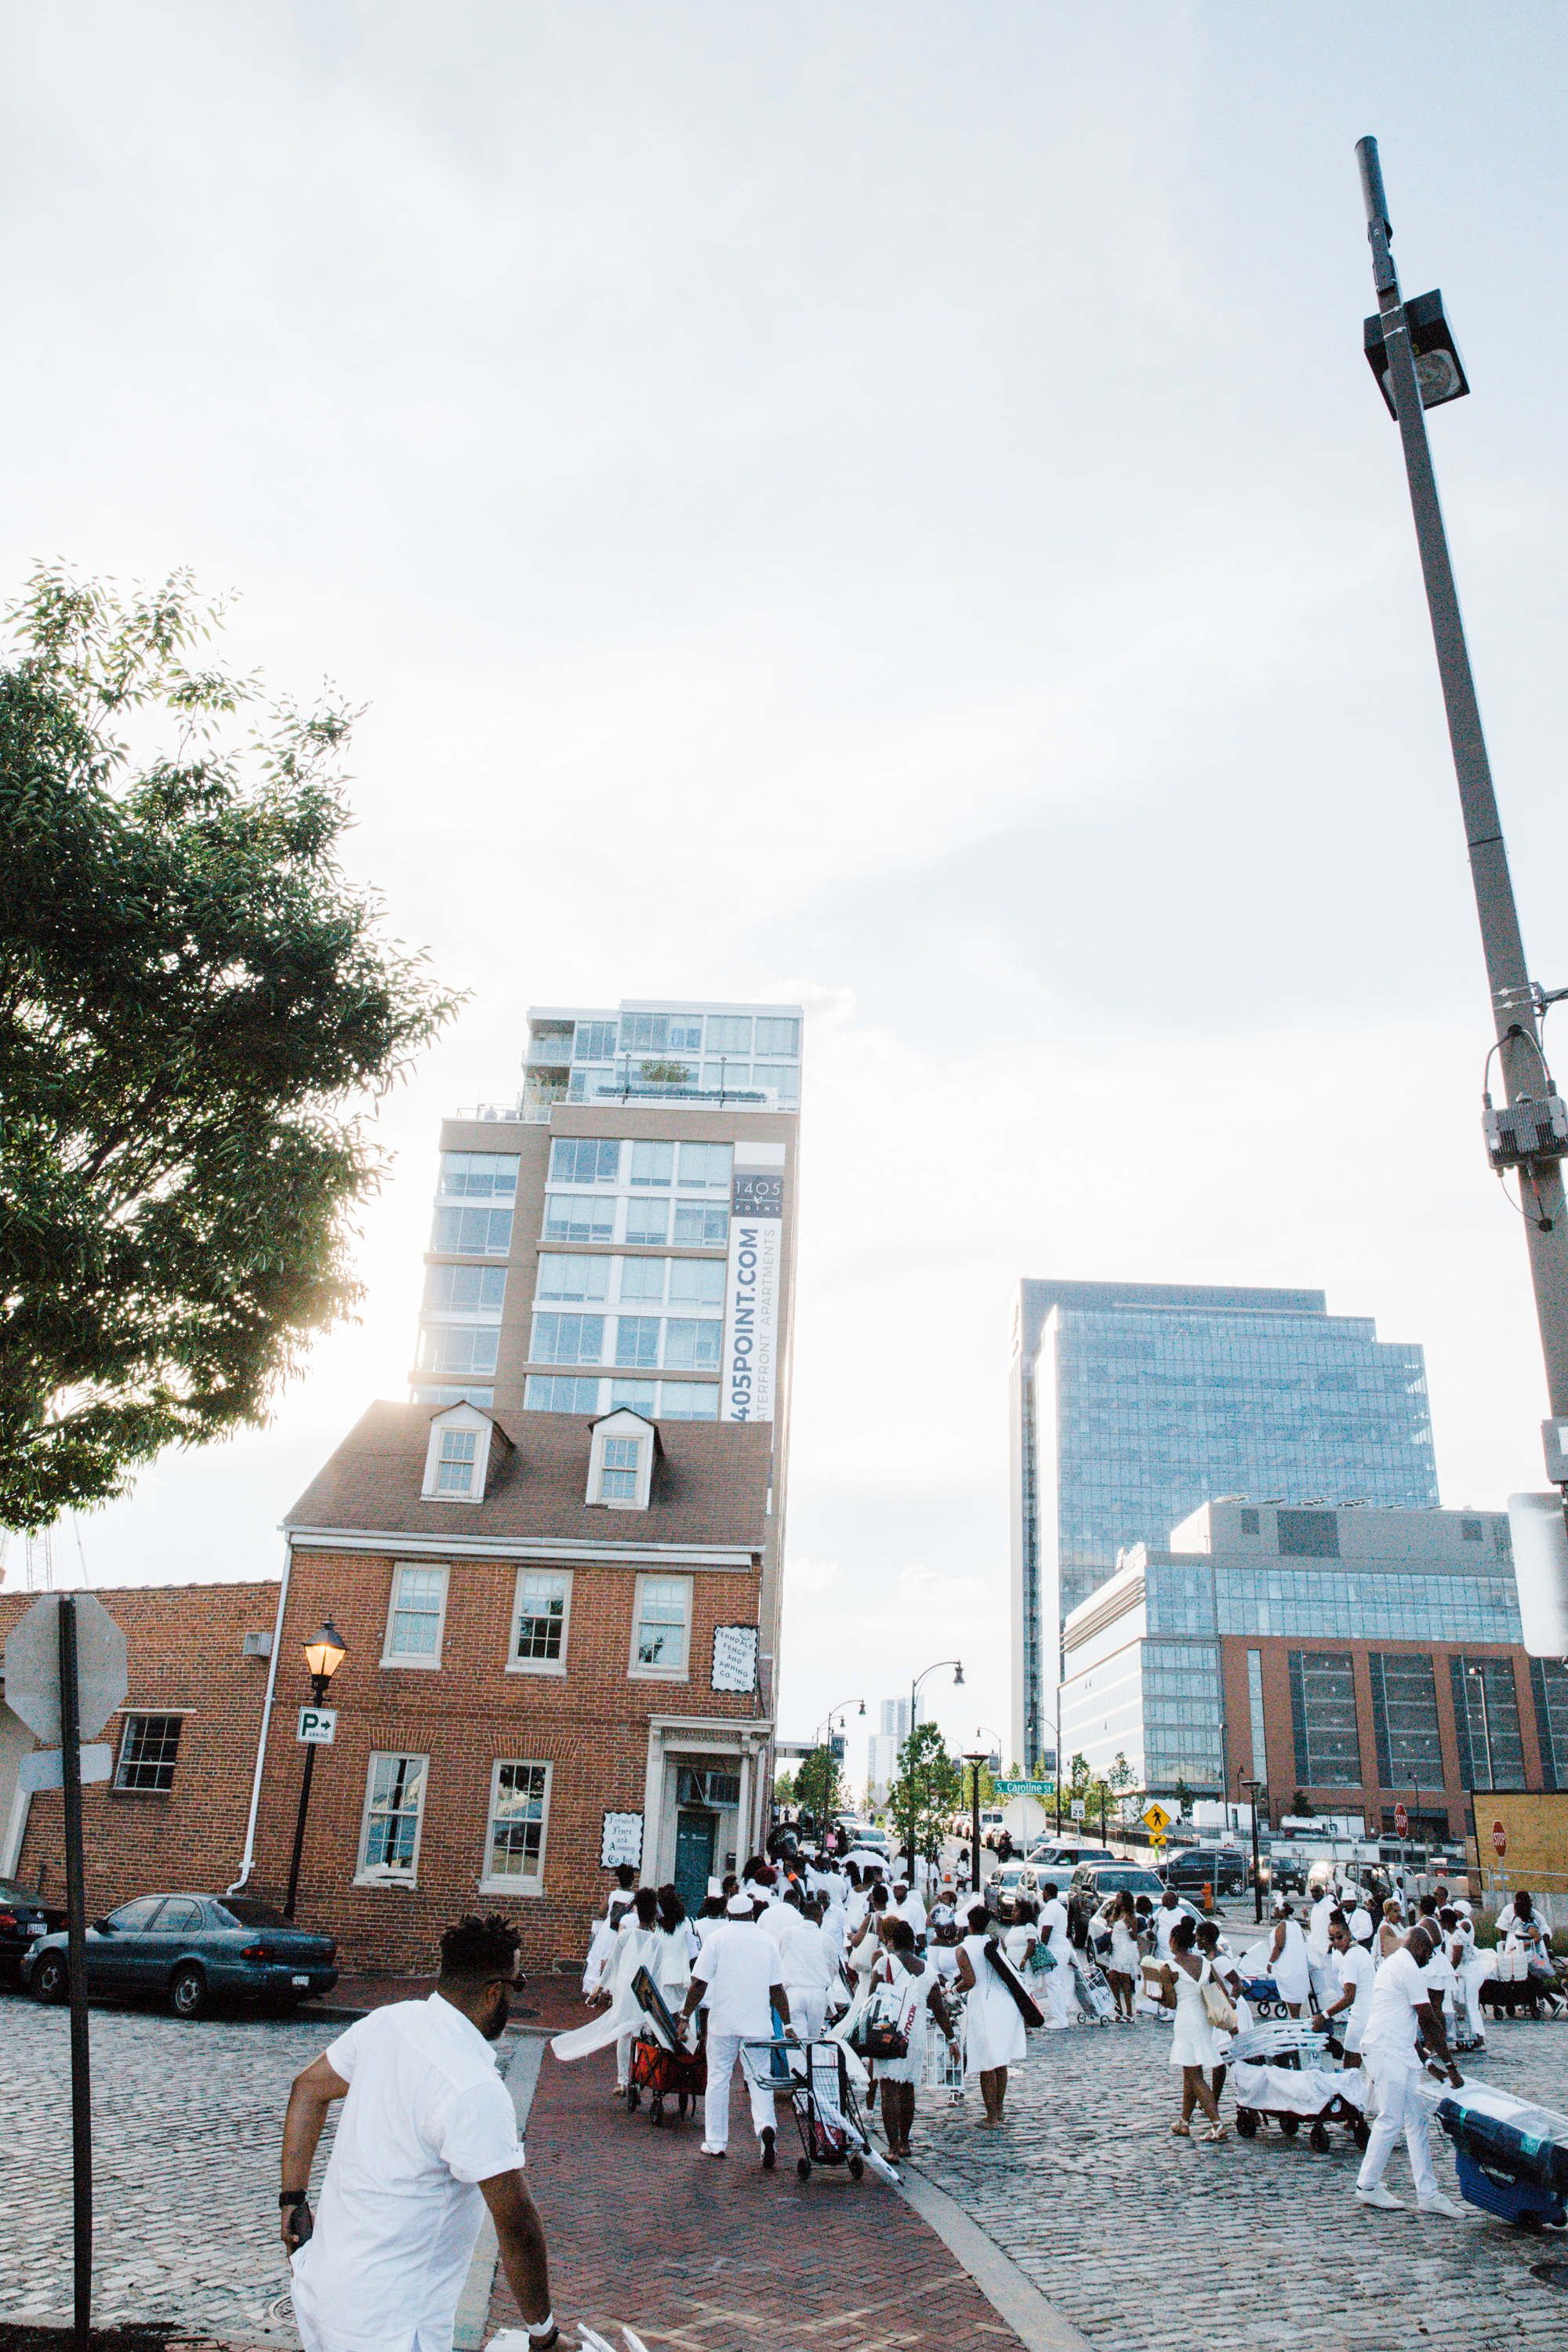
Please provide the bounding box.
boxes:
[601,1810,643,1870]
[721,1142,785,1423]
[712,1624,760,1693]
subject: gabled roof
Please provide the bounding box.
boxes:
[282,1401,768,1551]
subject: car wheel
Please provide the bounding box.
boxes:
[32,1952,68,2005]
[169,1963,207,2020]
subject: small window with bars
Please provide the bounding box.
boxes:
[485,1761,551,1890]
[513,1570,571,1667]
[114,1714,183,1794]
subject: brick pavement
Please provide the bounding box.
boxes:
[907,2005,1568,2350]
[487,2002,1026,2350]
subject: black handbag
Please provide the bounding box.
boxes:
[861,1981,910,2059]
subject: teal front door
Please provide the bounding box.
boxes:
[673,1810,716,1918]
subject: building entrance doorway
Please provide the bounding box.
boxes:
[674,1809,717,1918]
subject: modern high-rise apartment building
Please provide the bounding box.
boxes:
[866,1694,927,1802]
[1009,1280,1441,1776]
[409,999,804,1714]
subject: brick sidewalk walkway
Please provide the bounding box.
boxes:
[487,2022,1025,2350]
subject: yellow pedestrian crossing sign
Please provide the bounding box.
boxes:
[1142,1802,1172,1835]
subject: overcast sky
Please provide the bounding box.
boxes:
[5,5,1566,1773]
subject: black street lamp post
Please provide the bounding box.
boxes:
[284,1618,348,1922]
[904,1659,963,1881]
[1236,1765,1265,1926]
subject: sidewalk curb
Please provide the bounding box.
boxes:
[454,2035,548,2351]
[895,2161,1093,2352]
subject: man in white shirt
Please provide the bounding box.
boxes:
[1312,1911,1374,2064]
[1038,1882,1072,2029]
[891,1875,927,1947]
[281,1914,561,2352]
[775,1896,837,2042]
[1353,1920,1463,2217]
[1152,1890,1182,1961]
[678,1891,792,2167]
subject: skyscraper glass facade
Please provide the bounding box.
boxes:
[1010,1280,1441,1773]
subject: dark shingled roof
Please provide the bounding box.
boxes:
[283,1400,770,1550]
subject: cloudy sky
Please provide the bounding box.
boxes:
[5,5,1566,1772]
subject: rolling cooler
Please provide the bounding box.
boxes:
[1429,2082,1568,2230]
[1231,2021,1368,2155]
[626,1967,706,2125]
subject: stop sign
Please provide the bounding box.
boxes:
[1393,1802,1409,1835]
[1492,1820,1507,1858]
[3,1592,128,1744]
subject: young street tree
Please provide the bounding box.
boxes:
[889,1722,961,1872]
[0,570,460,1531]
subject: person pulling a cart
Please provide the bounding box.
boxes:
[1353,1918,1463,2218]
[677,1889,793,2169]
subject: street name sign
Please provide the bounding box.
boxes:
[994,1778,1052,1796]
[297,1707,337,1745]
[4,1593,127,1744]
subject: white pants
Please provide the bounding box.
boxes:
[1356,2055,1439,2202]
[703,2031,776,2151]
[785,1987,826,2043]
[1457,1960,1488,2039]
[1043,1955,1072,2028]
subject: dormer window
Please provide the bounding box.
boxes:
[601,1437,641,1501]
[434,1430,478,1495]
[586,1406,660,1510]
[420,1400,511,1503]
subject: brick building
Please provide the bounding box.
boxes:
[1,1580,280,1915]
[2,1401,775,1980]
[238,1397,775,1974]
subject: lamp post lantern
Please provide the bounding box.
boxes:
[1355,139,1568,1535]
[285,1618,347,1922]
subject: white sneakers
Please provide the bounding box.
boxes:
[699,2143,726,2158]
[1356,2183,1464,2219]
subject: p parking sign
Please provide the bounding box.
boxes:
[297,1706,337,1744]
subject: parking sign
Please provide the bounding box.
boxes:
[297,1706,337,1744]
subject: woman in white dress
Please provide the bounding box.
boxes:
[1106,1890,1142,2024]
[954,1903,1028,2129]
[1376,1897,1405,1965]
[1268,1900,1312,2017]
[871,1919,956,2157]
[1004,1897,1040,1974]
[655,1885,695,2003]
[1163,1915,1227,2143]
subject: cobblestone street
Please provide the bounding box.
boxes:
[0,1999,340,2346]
[909,2006,1568,2350]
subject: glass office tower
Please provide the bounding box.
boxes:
[1008,1281,1440,1774]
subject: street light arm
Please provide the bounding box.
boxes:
[1356,135,1398,297]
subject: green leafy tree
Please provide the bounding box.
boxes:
[888,1722,962,1870]
[1069,1752,1091,1791]
[0,568,460,1530]
[773,1770,797,1806]
[1174,1778,1193,1817]
[794,1743,841,1821]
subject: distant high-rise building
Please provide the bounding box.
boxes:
[1009,1280,1441,1775]
[411,996,803,1719]
[866,1693,927,1801]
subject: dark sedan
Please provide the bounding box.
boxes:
[23,1893,337,2018]
[0,1876,64,1986]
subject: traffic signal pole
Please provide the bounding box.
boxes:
[1356,140,1568,1461]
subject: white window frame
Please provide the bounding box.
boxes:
[587,1409,656,1510]
[420,1402,494,1501]
[479,1758,554,1896]
[509,1566,573,1676]
[354,1751,430,1886]
[381,1562,451,1668]
[628,1570,692,1680]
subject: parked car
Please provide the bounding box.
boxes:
[1159,1846,1247,1900]
[985,1861,1042,1908]
[1065,1861,1167,1942]
[1025,1842,1115,1875]
[0,1875,64,1986]
[23,1893,337,2018]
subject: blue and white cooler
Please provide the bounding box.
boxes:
[1428,2081,1568,2229]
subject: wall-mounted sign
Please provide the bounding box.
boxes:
[721,1145,785,1423]
[601,1810,643,1871]
[712,1623,760,1693]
